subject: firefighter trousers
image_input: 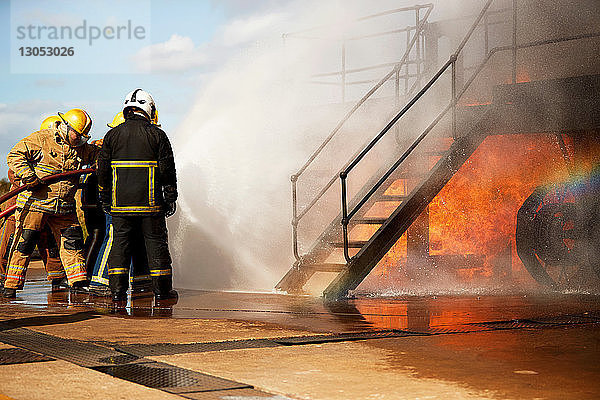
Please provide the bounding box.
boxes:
[4,207,86,289]
[108,215,172,296]
[0,213,15,284]
[91,213,151,288]
[1,220,63,284]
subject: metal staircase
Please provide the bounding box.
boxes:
[277,0,600,299]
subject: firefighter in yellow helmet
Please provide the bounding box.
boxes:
[107,112,125,128]
[1,116,69,291]
[3,108,101,298]
[38,116,68,288]
[40,115,61,130]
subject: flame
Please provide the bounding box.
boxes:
[428,134,572,281]
[356,131,600,291]
[361,133,587,288]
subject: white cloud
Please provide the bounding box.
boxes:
[131,34,208,73]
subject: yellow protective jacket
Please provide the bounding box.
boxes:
[7,128,100,214]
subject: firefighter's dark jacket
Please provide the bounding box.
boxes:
[97,114,177,216]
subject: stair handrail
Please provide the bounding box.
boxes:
[339,0,496,261]
[339,0,600,262]
[292,4,434,261]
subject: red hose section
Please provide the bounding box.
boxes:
[0,204,17,219]
[0,168,96,207]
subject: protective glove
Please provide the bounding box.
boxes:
[99,190,111,213]
[163,185,178,203]
[165,202,176,218]
[25,176,44,190]
[101,203,111,215]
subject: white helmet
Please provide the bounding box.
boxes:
[123,89,156,121]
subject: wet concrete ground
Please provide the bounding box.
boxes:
[0,264,599,399]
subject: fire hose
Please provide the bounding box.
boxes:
[0,168,96,219]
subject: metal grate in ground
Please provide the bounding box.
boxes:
[0,328,147,367]
[273,329,421,345]
[474,315,600,330]
[532,313,600,325]
[0,311,100,331]
[474,319,547,330]
[93,362,251,393]
[0,348,54,365]
[422,325,492,335]
[116,338,280,357]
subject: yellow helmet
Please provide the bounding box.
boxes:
[40,115,61,131]
[58,108,92,135]
[107,111,125,128]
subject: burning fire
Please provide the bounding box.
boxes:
[428,133,571,281]
[360,133,579,289]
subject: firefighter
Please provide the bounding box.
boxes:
[88,111,152,297]
[1,116,67,291]
[97,89,178,302]
[36,116,68,290]
[2,108,100,298]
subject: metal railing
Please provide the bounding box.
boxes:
[285,5,434,103]
[339,0,600,262]
[290,4,434,262]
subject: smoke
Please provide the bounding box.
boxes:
[169,0,455,291]
[168,0,599,294]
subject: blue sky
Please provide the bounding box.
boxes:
[0,0,465,180]
[0,0,239,177]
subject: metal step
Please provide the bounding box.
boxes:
[305,263,347,273]
[379,195,408,201]
[331,241,368,248]
[420,149,449,156]
[323,132,489,300]
[352,218,387,225]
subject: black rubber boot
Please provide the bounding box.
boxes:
[131,280,153,296]
[112,292,127,302]
[70,280,90,294]
[51,277,68,292]
[2,288,16,298]
[89,285,112,297]
[155,289,178,301]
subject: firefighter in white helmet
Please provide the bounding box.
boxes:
[3,109,100,298]
[87,111,153,297]
[97,89,178,302]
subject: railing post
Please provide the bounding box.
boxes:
[415,8,421,83]
[395,66,400,107]
[395,65,401,144]
[405,29,410,93]
[451,54,457,139]
[341,41,347,103]
[484,14,489,55]
[291,174,300,261]
[512,0,518,83]
[340,172,351,263]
